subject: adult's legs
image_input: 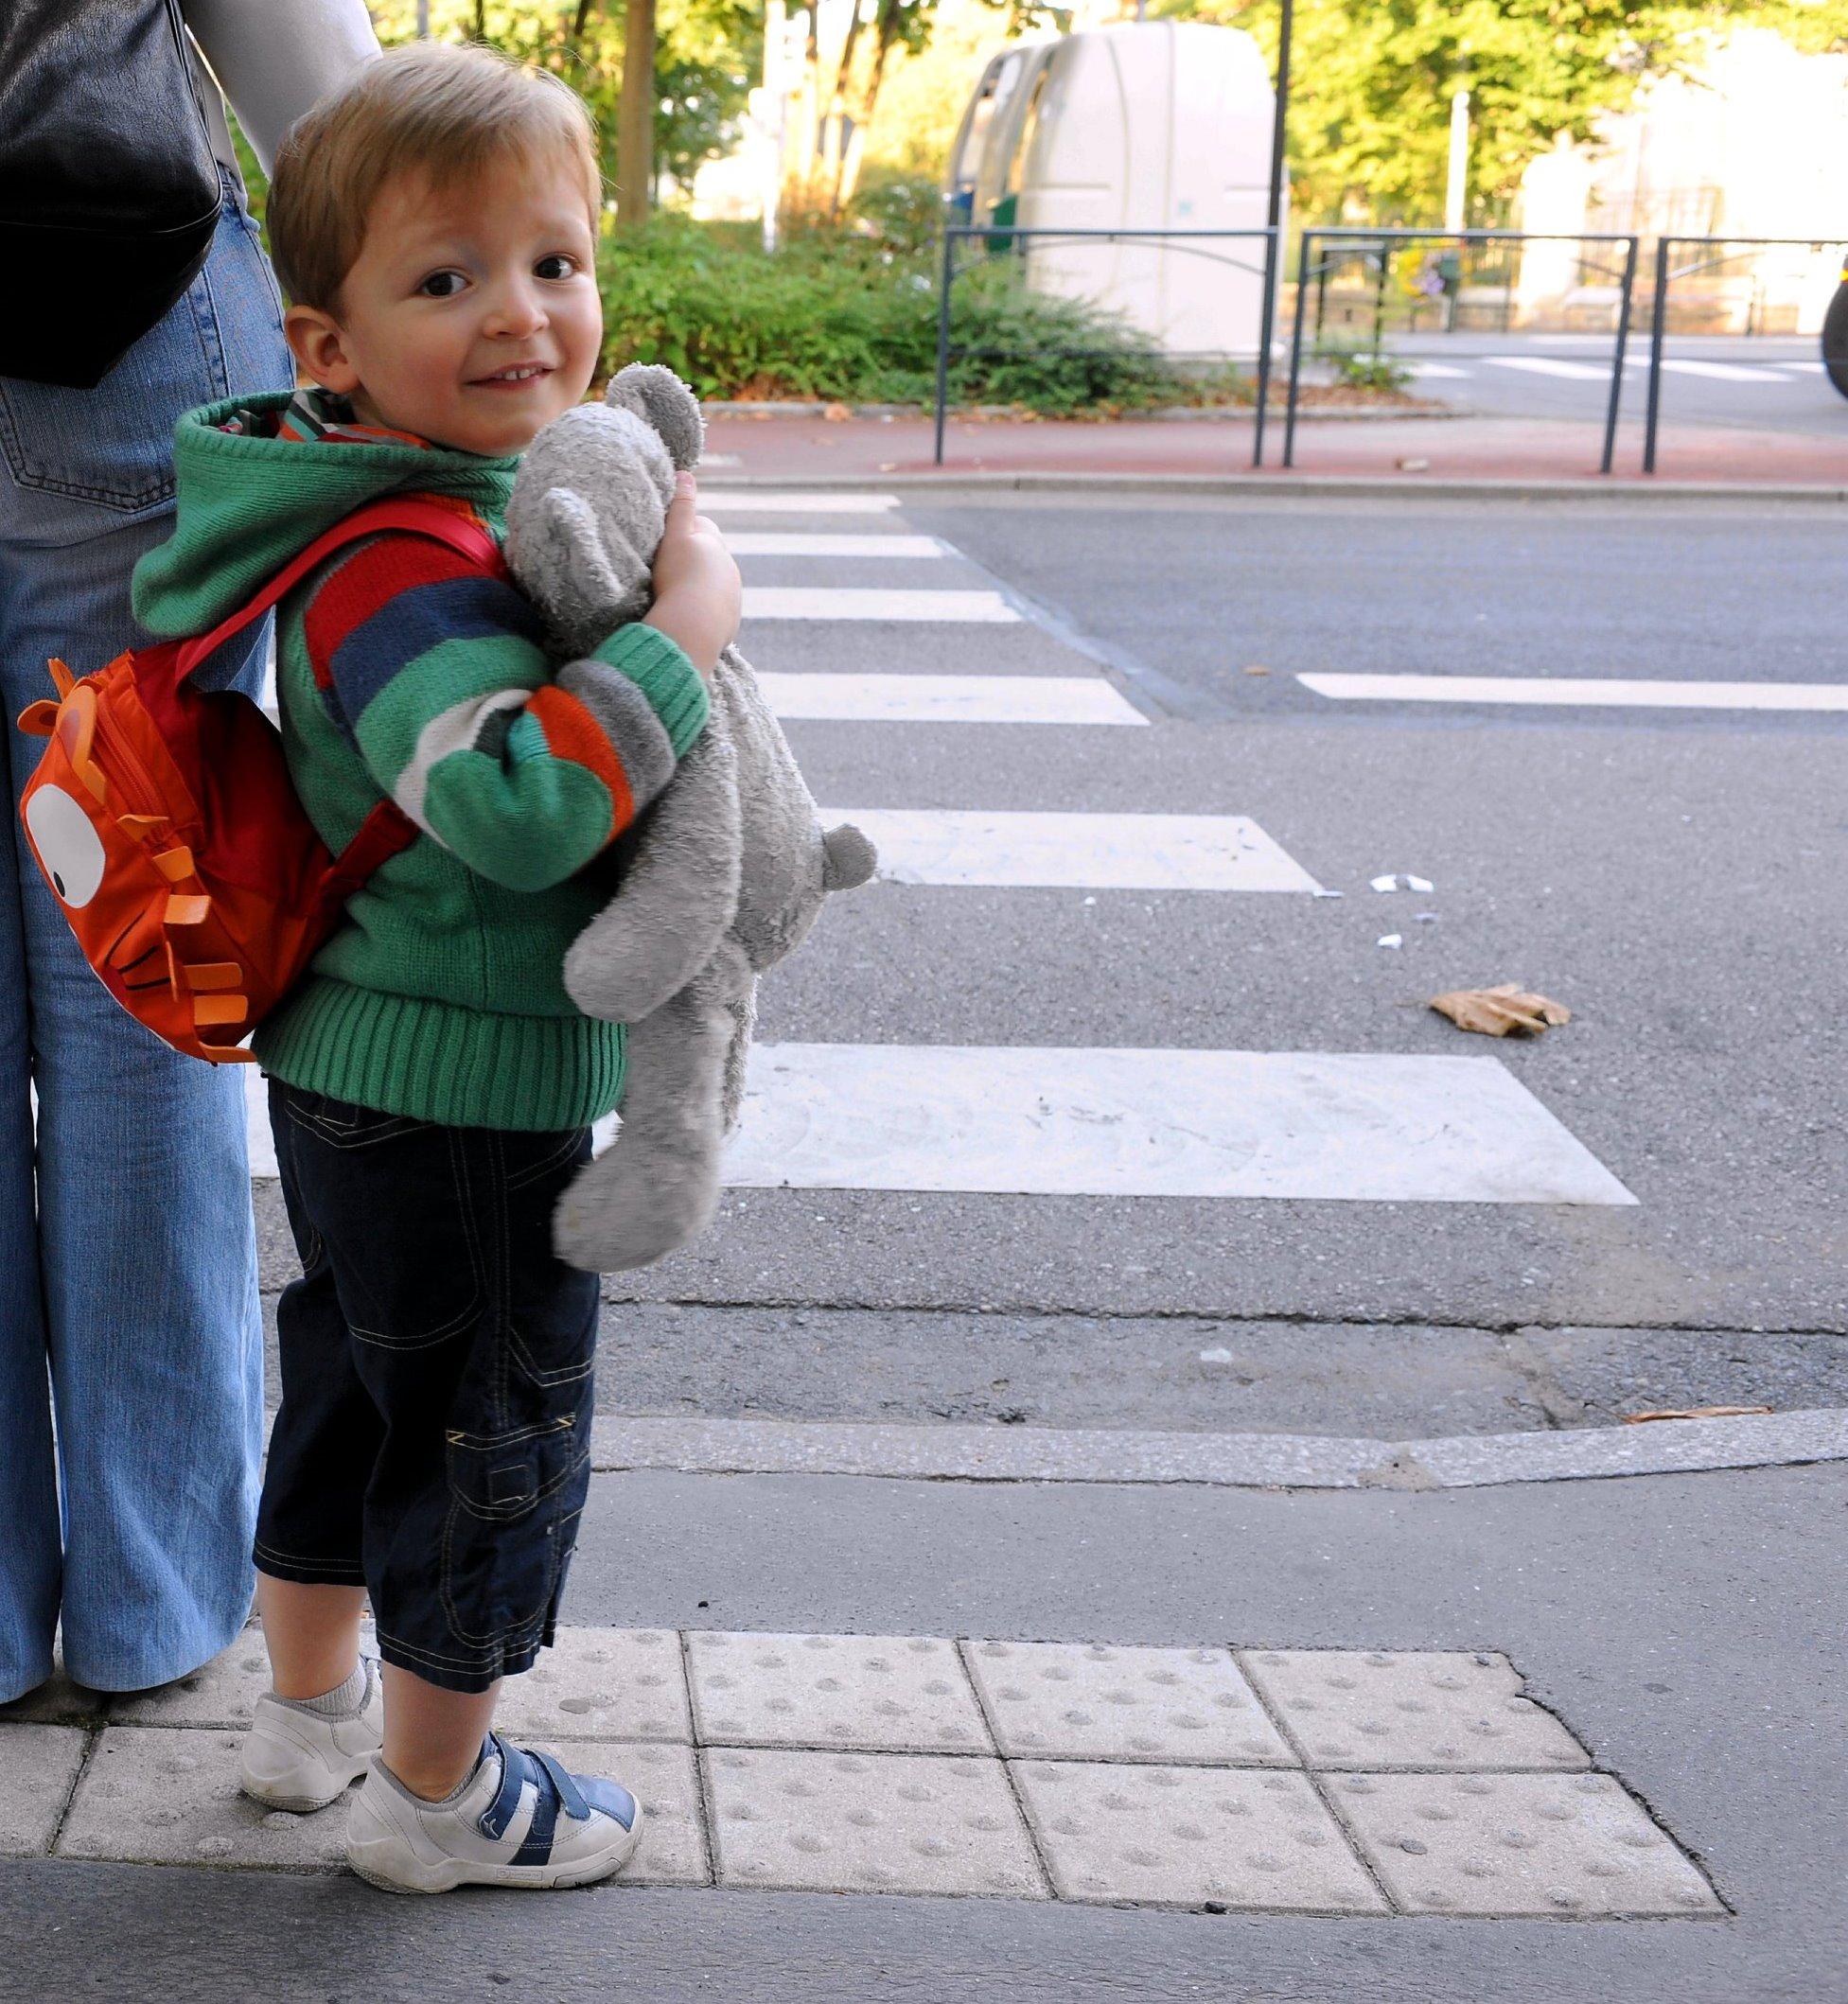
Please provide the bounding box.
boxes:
[0,175,291,1691]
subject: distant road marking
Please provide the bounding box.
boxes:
[699,491,898,514]
[746,586,1017,623]
[1406,361,1470,380]
[821,809,1322,891]
[1299,673,1848,712]
[761,672,1146,725]
[1657,358,1793,383]
[729,533,943,558]
[1481,357,1611,381]
[1785,360,1827,374]
[720,1044,1636,1204]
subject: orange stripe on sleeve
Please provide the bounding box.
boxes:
[527,684,637,841]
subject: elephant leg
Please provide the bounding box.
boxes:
[554,939,754,1274]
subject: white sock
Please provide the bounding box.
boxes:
[282,1658,371,1719]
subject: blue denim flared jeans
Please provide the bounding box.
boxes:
[0,171,292,1697]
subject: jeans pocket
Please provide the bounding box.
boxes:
[441,1418,587,1645]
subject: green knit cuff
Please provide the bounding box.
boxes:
[594,622,711,758]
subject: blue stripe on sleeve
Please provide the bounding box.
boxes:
[322,573,546,741]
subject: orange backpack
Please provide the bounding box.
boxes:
[17,496,501,1064]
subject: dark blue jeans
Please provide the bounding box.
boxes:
[255,1081,599,1694]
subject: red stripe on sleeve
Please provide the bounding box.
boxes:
[526,685,637,841]
[303,536,486,690]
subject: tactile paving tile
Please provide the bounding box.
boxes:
[550,1739,708,1886]
[0,1725,88,1856]
[686,1631,992,1752]
[704,1747,1046,1897]
[1012,1760,1386,1912]
[494,1628,691,1743]
[963,1640,1294,1766]
[1241,1650,1589,1769]
[56,1728,348,1870]
[1329,1770,1723,1916]
[108,1634,273,1729]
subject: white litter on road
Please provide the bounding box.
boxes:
[760,673,1147,726]
[717,1044,1637,1204]
[745,587,1018,623]
[1299,673,1848,713]
[822,809,1322,892]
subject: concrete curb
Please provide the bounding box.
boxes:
[705,400,1460,426]
[697,469,1848,503]
[586,1406,1848,1491]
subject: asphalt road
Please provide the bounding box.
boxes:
[1369,333,1847,437]
[245,488,1848,1432]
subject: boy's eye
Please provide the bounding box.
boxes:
[418,270,468,298]
[535,255,578,281]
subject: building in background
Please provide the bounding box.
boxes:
[1517,28,1848,331]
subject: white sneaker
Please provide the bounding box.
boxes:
[238,1659,384,1812]
[345,1732,643,1894]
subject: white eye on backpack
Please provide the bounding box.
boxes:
[24,783,107,907]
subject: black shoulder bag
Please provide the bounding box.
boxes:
[0,0,222,388]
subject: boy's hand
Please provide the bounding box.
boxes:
[643,473,742,680]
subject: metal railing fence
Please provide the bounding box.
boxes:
[932,224,1278,467]
[1277,228,1643,474]
[1642,236,1846,473]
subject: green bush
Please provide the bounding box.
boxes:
[1312,335,1413,395]
[596,220,1206,414]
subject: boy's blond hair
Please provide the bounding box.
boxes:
[268,42,602,311]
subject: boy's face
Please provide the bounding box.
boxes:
[286,149,603,457]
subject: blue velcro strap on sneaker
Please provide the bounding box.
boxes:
[477,1734,529,1842]
[530,1747,590,1823]
[575,1773,638,1834]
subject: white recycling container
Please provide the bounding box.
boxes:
[943,21,1278,360]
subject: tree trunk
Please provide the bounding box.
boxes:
[617,0,657,226]
[834,0,903,216]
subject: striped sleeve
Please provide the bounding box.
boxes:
[302,532,710,893]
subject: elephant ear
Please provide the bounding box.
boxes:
[516,486,648,642]
[607,362,705,471]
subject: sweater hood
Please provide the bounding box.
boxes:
[132,392,519,638]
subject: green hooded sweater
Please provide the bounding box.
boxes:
[132,393,710,1132]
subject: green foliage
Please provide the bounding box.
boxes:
[595,219,1193,411]
[1312,336,1412,393]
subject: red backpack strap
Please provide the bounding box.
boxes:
[173,495,502,682]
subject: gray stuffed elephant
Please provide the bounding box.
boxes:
[503,364,877,1272]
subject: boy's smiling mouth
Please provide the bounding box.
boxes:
[471,362,554,388]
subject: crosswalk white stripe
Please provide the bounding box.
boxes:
[1481,357,1611,381]
[825,809,1321,891]
[1299,672,1848,712]
[1656,359,1792,383]
[244,1038,1629,1204]
[718,1045,1636,1204]
[762,672,1146,725]
[698,491,898,514]
[745,586,1017,623]
[729,533,943,558]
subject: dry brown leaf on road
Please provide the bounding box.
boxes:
[1430,984,1572,1038]
[1623,1404,1774,1424]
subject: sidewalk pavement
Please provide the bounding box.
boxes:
[701,409,1848,490]
[5,1626,1717,1919]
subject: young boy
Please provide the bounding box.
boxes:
[132,43,740,1892]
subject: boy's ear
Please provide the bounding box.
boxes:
[284,306,360,394]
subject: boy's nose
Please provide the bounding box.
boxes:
[484,282,548,339]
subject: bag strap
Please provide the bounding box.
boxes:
[174,495,502,681]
